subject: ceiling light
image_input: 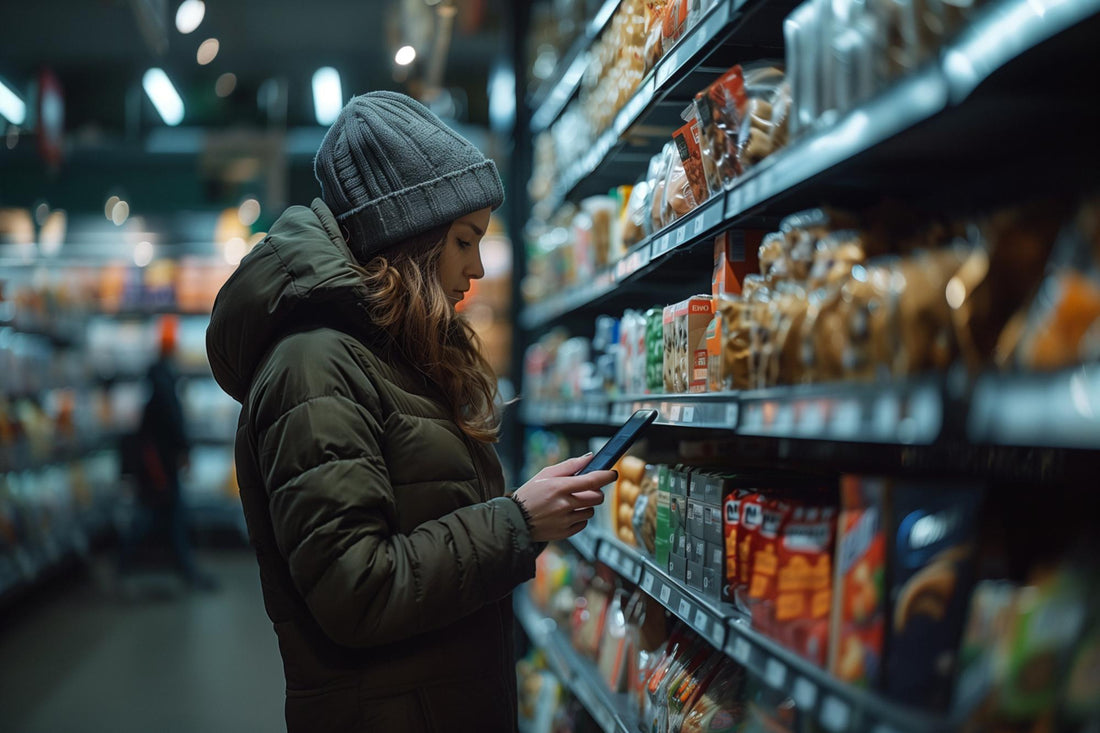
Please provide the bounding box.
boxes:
[105,195,121,220]
[395,45,417,66]
[238,198,261,227]
[224,237,247,266]
[197,38,219,65]
[0,78,26,125]
[312,67,342,126]
[175,0,205,34]
[143,68,185,126]
[35,203,50,226]
[134,241,154,267]
[215,72,237,97]
[111,200,130,226]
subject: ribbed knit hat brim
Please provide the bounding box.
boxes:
[314,91,504,262]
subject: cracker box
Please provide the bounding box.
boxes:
[676,296,714,394]
[712,230,762,298]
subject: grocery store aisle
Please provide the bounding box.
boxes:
[0,551,286,733]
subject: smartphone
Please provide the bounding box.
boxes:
[575,409,659,476]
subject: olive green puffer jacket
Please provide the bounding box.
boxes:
[206,199,538,732]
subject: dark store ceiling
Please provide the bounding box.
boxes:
[0,0,513,218]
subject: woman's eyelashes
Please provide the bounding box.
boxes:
[457,239,472,250]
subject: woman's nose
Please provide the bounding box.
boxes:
[467,250,485,280]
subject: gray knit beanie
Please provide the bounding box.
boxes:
[314,91,505,262]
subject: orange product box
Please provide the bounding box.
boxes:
[775,505,837,666]
[675,295,713,394]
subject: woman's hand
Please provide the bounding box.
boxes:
[512,454,613,543]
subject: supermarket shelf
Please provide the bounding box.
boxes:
[514,588,640,733]
[523,0,1100,330]
[968,365,1100,450]
[522,377,947,443]
[0,433,124,474]
[567,527,599,563]
[575,529,953,733]
[529,0,623,133]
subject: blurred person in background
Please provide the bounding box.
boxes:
[206,92,611,733]
[117,316,218,591]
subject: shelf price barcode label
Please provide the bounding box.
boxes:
[694,608,708,630]
[659,584,672,604]
[819,696,851,733]
[792,677,817,710]
[693,215,705,235]
[669,405,682,421]
[731,636,751,664]
[726,403,739,425]
[675,226,687,246]
[764,658,787,689]
[711,620,725,648]
[678,599,692,619]
[642,573,655,594]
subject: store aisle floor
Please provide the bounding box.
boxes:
[0,551,287,733]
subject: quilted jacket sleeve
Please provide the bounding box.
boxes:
[249,331,537,648]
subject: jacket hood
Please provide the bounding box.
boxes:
[206,198,373,402]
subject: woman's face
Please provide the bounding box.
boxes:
[438,206,491,308]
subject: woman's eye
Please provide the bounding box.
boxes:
[457,239,472,249]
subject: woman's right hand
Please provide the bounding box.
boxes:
[512,454,613,543]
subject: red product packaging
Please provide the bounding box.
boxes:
[829,476,888,687]
[775,505,837,666]
[722,489,747,603]
[694,66,750,188]
[748,498,793,633]
[736,492,764,607]
[673,117,710,207]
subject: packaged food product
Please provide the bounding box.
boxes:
[694,66,749,189]
[623,180,651,248]
[662,148,699,227]
[681,658,748,733]
[668,649,724,733]
[621,309,649,396]
[723,488,748,604]
[645,631,700,733]
[655,464,672,566]
[662,0,691,46]
[830,476,888,688]
[672,295,715,393]
[663,303,678,392]
[582,195,621,270]
[736,492,764,612]
[741,670,804,733]
[891,246,970,375]
[886,480,983,710]
[674,114,711,207]
[748,498,794,632]
[647,144,676,234]
[713,230,763,298]
[737,65,787,173]
[835,262,898,381]
[598,589,633,690]
[573,572,614,658]
[764,282,809,386]
[784,1,820,137]
[775,505,837,666]
[706,295,752,392]
[644,1,669,72]
[807,230,866,291]
[645,307,665,393]
[948,201,1064,370]
[1012,199,1100,371]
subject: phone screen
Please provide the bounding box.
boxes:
[575,409,660,476]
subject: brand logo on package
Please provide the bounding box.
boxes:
[690,303,711,314]
[898,507,968,567]
[725,499,741,523]
[742,502,762,528]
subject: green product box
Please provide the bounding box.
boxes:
[645,307,664,393]
[655,465,671,566]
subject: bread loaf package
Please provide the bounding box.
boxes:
[737,64,787,173]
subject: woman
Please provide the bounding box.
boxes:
[206,91,611,732]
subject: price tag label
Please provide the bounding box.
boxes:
[775,403,795,433]
[792,677,817,710]
[695,608,709,630]
[712,620,725,647]
[731,636,751,663]
[678,598,692,619]
[831,399,861,438]
[659,584,672,604]
[657,50,679,86]
[764,658,787,689]
[642,573,655,594]
[669,404,682,421]
[800,401,827,435]
[607,546,621,567]
[726,403,739,425]
[872,393,900,440]
[693,215,705,235]
[682,406,695,423]
[675,226,687,246]
[819,696,851,733]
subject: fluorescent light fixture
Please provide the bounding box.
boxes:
[312,67,342,125]
[395,45,416,66]
[143,68,184,126]
[175,0,205,34]
[0,78,26,125]
[197,37,219,65]
[134,241,154,267]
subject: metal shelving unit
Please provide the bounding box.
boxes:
[521,0,1100,332]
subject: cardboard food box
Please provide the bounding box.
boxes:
[830,476,983,711]
[655,465,671,567]
[645,307,665,394]
[676,296,714,394]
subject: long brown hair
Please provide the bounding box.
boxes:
[353,225,500,443]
